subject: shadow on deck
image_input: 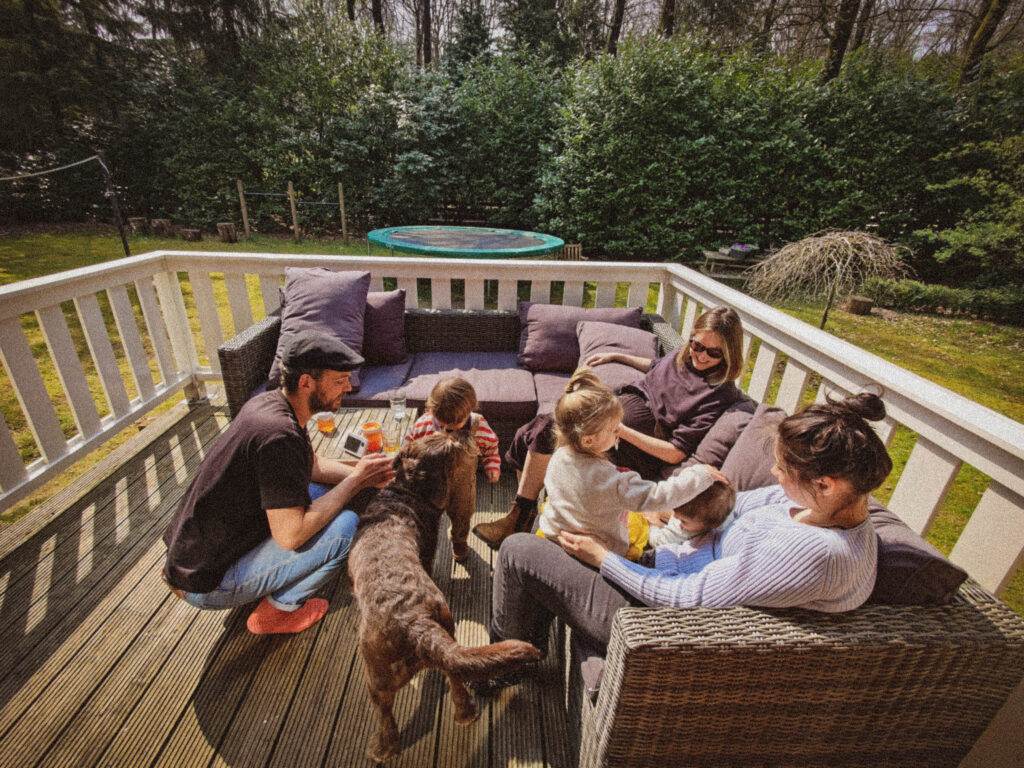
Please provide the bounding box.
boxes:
[0,398,575,768]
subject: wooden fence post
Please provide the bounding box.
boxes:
[236,179,251,239]
[287,181,300,240]
[338,182,348,241]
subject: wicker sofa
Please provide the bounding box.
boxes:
[218,307,1024,768]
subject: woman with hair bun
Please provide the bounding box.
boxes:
[487,393,893,665]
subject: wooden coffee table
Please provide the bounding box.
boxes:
[307,405,419,463]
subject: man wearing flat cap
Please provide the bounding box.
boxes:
[163,331,394,635]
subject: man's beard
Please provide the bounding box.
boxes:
[308,383,333,414]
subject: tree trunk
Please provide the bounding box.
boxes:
[959,0,1012,86]
[607,0,627,54]
[422,0,432,66]
[851,0,874,50]
[658,0,675,38]
[820,0,861,84]
[371,0,384,34]
[755,0,779,53]
[346,0,355,22]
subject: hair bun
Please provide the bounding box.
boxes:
[836,392,886,422]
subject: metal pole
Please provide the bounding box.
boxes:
[287,181,300,241]
[96,153,131,258]
[237,178,251,238]
[338,182,348,241]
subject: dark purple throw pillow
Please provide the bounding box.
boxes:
[576,320,659,393]
[363,289,408,365]
[517,302,643,373]
[268,268,371,389]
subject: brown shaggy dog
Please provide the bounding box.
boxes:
[348,432,542,763]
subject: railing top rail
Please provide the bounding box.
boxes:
[664,263,1024,467]
[0,252,168,322]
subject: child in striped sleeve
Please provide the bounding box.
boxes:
[404,377,501,483]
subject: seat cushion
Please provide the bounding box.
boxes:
[534,372,572,414]
[403,352,538,423]
[340,358,415,408]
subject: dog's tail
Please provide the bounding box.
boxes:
[414,620,542,682]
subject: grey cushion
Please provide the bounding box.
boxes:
[518,302,642,372]
[403,351,538,423]
[339,358,415,408]
[533,371,572,414]
[720,403,786,491]
[867,503,969,605]
[665,396,758,478]
[363,289,408,365]
[269,268,371,389]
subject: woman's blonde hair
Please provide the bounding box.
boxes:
[426,377,477,426]
[554,369,623,458]
[677,306,744,386]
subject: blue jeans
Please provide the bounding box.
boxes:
[184,483,357,612]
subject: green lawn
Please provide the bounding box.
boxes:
[1,227,1022,613]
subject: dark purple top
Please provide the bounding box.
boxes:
[636,353,743,456]
[163,389,313,593]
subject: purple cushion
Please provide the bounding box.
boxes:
[867,504,968,606]
[338,359,415,408]
[534,371,572,414]
[665,397,758,478]
[721,403,786,491]
[404,351,537,423]
[517,302,642,373]
[269,268,371,389]
[363,289,408,365]
[576,320,656,392]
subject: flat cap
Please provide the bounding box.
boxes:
[281,331,364,372]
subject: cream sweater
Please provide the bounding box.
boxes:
[540,447,714,556]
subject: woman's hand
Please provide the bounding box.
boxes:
[557,531,610,567]
[584,352,619,367]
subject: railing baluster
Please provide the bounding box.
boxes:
[0,417,26,491]
[397,278,418,309]
[465,279,486,310]
[680,297,698,340]
[107,285,156,401]
[595,282,616,308]
[775,360,810,414]
[741,332,752,363]
[627,282,646,310]
[153,271,200,379]
[562,281,584,307]
[370,274,384,293]
[530,280,551,304]
[134,276,176,385]
[888,437,962,535]
[497,279,518,311]
[35,304,102,439]
[431,278,451,309]
[950,483,1024,595]
[0,317,68,462]
[259,274,281,314]
[187,271,224,373]
[658,283,679,327]
[747,342,778,402]
[224,272,254,332]
[74,293,131,418]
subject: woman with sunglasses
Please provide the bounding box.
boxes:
[473,307,746,550]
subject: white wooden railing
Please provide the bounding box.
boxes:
[1,250,1022,600]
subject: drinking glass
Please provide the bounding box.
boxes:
[384,422,402,455]
[313,411,336,435]
[389,391,407,422]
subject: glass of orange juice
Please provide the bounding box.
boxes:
[314,412,335,435]
[362,421,384,453]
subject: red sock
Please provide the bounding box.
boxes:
[246,597,329,635]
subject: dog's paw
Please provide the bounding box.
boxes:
[368,735,401,764]
[453,698,480,725]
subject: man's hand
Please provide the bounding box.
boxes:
[351,452,395,489]
[557,531,610,568]
[584,352,619,367]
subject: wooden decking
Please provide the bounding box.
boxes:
[0,398,576,768]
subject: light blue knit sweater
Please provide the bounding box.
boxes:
[600,484,877,613]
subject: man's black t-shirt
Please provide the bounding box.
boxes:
[163,389,313,593]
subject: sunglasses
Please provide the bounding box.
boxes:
[689,338,724,360]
